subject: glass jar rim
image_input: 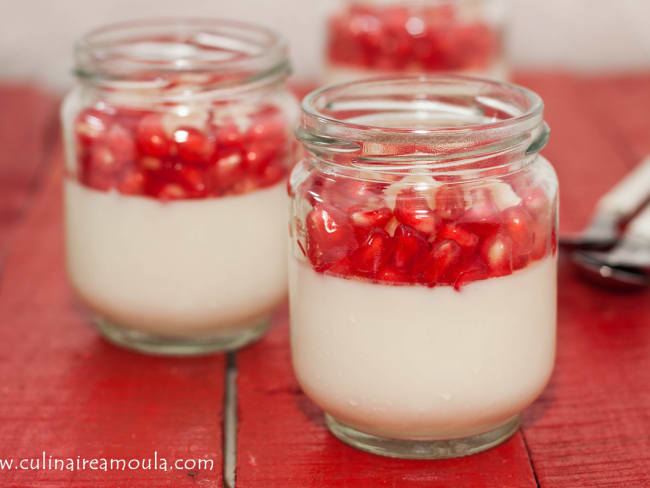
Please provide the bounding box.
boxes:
[298,75,548,168]
[74,18,290,88]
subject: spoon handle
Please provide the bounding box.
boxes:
[597,155,650,219]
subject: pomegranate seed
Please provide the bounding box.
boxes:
[257,163,286,188]
[454,259,489,291]
[351,228,395,277]
[394,188,438,235]
[306,204,356,271]
[157,183,187,200]
[377,265,410,284]
[118,168,146,195]
[328,257,353,276]
[88,145,118,173]
[139,156,163,171]
[211,149,245,192]
[173,126,214,164]
[106,124,136,165]
[437,224,479,250]
[137,114,170,157]
[214,122,244,147]
[521,186,550,218]
[462,188,501,236]
[393,224,429,272]
[178,165,207,197]
[245,140,278,173]
[75,109,112,145]
[502,206,534,251]
[422,239,462,285]
[350,206,393,228]
[531,221,550,260]
[435,184,465,220]
[481,233,514,277]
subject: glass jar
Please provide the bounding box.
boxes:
[61,19,299,355]
[289,76,557,459]
[324,0,507,84]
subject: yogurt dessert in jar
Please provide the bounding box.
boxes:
[289,76,558,458]
[61,19,298,355]
[324,0,508,85]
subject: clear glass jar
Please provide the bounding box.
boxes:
[289,76,557,458]
[61,19,299,355]
[324,0,507,84]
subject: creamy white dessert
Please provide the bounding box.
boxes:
[65,180,288,338]
[289,256,556,440]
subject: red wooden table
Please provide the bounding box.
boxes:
[1,73,649,487]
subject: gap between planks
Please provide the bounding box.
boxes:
[222,352,238,488]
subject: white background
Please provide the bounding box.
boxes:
[2,0,649,89]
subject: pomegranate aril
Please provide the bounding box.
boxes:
[531,221,550,260]
[392,224,429,272]
[106,124,136,165]
[350,228,394,277]
[173,126,214,164]
[437,224,479,251]
[328,257,353,276]
[178,165,207,196]
[75,109,112,145]
[394,188,438,235]
[306,203,356,271]
[350,206,393,229]
[502,206,534,249]
[481,233,514,277]
[435,184,465,220]
[118,168,146,195]
[137,114,170,157]
[245,140,278,173]
[157,183,187,200]
[377,265,410,284]
[454,259,489,291]
[211,149,245,192]
[521,186,550,218]
[214,122,244,147]
[422,239,462,284]
[88,145,119,173]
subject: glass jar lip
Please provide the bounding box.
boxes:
[74,18,290,86]
[302,75,543,137]
[299,75,547,165]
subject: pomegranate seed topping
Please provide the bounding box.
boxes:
[157,183,187,200]
[106,124,136,165]
[422,239,462,284]
[531,221,550,260]
[137,114,170,157]
[306,204,356,271]
[75,109,112,145]
[245,140,278,173]
[437,224,479,250]
[328,257,353,276]
[392,224,429,272]
[88,145,118,173]
[178,165,207,196]
[377,265,410,284]
[521,186,550,218]
[502,206,534,250]
[394,188,438,235]
[211,149,244,192]
[350,206,393,228]
[118,169,146,195]
[454,259,489,291]
[173,126,214,164]
[434,184,465,220]
[351,228,395,277]
[139,156,163,171]
[481,233,514,277]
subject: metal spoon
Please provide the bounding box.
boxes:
[572,203,650,290]
[561,155,650,250]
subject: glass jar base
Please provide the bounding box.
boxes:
[324,413,520,459]
[94,317,269,356]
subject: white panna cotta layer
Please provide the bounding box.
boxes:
[289,256,556,440]
[65,180,288,338]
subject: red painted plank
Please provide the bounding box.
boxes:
[515,73,650,487]
[237,308,537,488]
[0,159,225,487]
[0,84,59,250]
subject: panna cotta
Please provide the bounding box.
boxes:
[63,99,293,352]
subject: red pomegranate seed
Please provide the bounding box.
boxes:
[75,109,112,145]
[137,114,170,157]
[106,124,136,165]
[257,163,286,188]
[214,122,244,147]
[393,224,429,272]
[350,206,393,228]
[422,239,462,284]
[531,221,550,260]
[437,224,479,250]
[178,165,207,196]
[211,149,245,192]
[351,228,395,277]
[328,257,353,276]
[306,203,356,271]
[118,168,146,195]
[435,184,466,220]
[454,259,489,291]
[173,126,214,164]
[394,188,438,235]
[502,206,534,251]
[377,264,410,284]
[157,183,187,200]
[481,233,514,277]
[245,140,278,173]
[521,186,550,218]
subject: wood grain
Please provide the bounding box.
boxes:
[0,158,225,487]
